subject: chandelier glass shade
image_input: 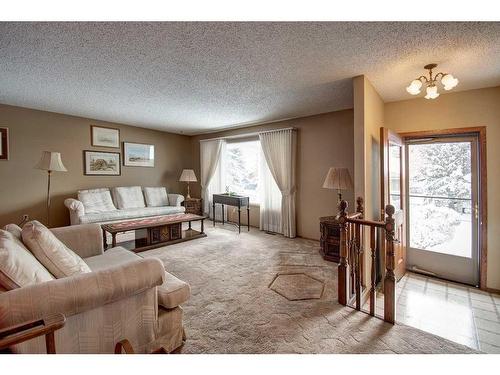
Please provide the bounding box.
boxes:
[406,64,459,99]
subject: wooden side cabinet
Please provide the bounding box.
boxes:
[319,216,340,263]
[183,198,202,215]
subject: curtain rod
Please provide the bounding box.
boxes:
[199,127,296,142]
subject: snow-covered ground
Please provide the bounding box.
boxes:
[428,214,472,258]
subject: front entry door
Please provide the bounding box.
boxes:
[380,127,406,281]
[406,136,479,286]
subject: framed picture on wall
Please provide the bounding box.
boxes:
[84,150,121,176]
[123,142,155,167]
[0,127,8,160]
[91,125,120,148]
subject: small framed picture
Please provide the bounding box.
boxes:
[0,128,8,160]
[123,142,155,167]
[91,125,120,148]
[84,150,121,176]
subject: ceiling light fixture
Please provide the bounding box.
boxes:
[406,63,459,100]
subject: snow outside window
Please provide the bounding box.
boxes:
[224,140,260,204]
[408,141,472,257]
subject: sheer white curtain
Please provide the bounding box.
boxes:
[259,146,282,233]
[206,142,227,220]
[259,129,296,238]
[200,139,225,218]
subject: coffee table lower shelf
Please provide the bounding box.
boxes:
[118,229,206,253]
[101,214,207,253]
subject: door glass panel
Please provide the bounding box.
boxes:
[408,142,472,258]
[389,143,401,210]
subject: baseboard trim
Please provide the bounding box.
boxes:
[485,287,500,296]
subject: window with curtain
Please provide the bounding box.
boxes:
[201,131,291,236]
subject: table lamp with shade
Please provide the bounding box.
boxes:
[35,151,67,227]
[322,167,353,207]
[179,169,197,199]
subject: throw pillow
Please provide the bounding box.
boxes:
[78,188,117,214]
[112,186,146,209]
[0,229,55,290]
[143,187,169,207]
[21,221,91,278]
[3,223,22,240]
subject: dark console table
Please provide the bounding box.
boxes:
[212,193,250,233]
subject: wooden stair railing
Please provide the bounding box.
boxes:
[337,198,396,324]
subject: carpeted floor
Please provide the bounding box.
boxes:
[140,224,477,354]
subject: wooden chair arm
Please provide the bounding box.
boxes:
[114,339,169,354]
[0,313,66,353]
[114,339,135,354]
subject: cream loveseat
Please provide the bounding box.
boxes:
[64,186,185,225]
[0,222,190,354]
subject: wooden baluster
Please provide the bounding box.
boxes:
[347,222,356,300]
[384,204,396,324]
[356,197,365,288]
[349,223,355,296]
[355,222,361,311]
[369,226,376,316]
[45,332,56,354]
[361,225,365,287]
[338,200,349,305]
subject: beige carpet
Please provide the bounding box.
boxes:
[141,224,477,354]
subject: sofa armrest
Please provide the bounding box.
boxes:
[50,224,104,258]
[64,199,85,225]
[0,258,165,328]
[168,194,184,206]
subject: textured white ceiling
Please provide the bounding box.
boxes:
[0,22,499,134]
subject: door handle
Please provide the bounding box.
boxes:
[474,203,479,220]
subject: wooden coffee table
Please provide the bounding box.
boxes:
[101,213,207,253]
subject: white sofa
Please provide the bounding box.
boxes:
[64,186,185,225]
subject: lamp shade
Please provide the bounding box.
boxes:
[441,74,459,90]
[425,85,440,100]
[322,167,353,191]
[179,169,197,182]
[406,79,422,95]
[34,151,67,172]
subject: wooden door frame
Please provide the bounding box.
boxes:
[380,128,407,281]
[399,126,488,291]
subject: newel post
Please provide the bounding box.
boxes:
[338,200,349,305]
[383,204,396,324]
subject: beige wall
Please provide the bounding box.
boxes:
[353,75,385,286]
[385,86,500,290]
[190,110,355,240]
[353,75,384,221]
[353,77,365,206]
[0,104,191,228]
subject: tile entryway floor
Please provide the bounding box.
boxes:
[386,272,500,353]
